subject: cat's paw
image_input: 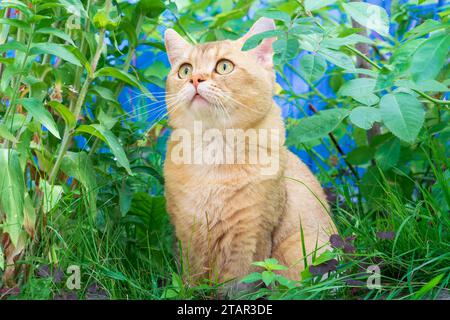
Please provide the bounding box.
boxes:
[218,280,259,299]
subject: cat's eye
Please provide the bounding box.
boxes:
[215,59,234,75]
[178,63,193,79]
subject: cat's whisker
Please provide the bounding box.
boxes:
[219,91,268,115]
[112,97,177,122]
[123,99,179,123]
[124,92,177,104]
[114,96,181,123]
[215,96,234,131]
[126,87,169,97]
[121,89,177,104]
[143,99,182,133]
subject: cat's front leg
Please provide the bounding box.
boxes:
[215,215,273,282]
[211,218,272,297]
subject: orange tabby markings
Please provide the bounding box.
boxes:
[163,18,337,290]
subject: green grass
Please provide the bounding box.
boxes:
[8,143,448,300]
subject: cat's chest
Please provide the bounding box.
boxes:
[168,164,259,216]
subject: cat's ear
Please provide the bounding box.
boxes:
[240,17,276,69]
[164,29,190,66]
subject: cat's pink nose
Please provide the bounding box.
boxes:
[190,75,206,89]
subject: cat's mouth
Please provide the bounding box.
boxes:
[191,92,209,105]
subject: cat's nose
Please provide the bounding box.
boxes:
[190,75,206,89]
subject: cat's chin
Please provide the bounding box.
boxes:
[190,94,210,109]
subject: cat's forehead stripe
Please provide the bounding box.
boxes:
[188,41,235,70]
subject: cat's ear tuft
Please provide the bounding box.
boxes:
[240,18,276,69]
[164,29,190,66]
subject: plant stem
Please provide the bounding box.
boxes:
[88,12,146,156]
[308,103,359,181]
[275,65,336,157]
[412,89,449,107]
[49,28,106,183]
[286,63,332,104]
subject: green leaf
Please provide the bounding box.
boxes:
[252,261,268,268]
[297,33,323,52]
[95,67,153,100]
[391,38,425,74]
[65,46,91,74]
[346,146,375,165]
[300,268,313,280]
[241,30,282,51]
[102,269,127,281]
[162,288,179,299]
[90,86,118,104]
[339,78,379,106]
[241,272,262,284]
[414,273,445,300]
[273,38,299,64]
[0,18,31,32]
[36,27,75,46]
[212,8,249,27]
[41,181,64,213]
[0,41,27,53]
[118,184,133,217]
[23,193,36,238]
[410,33,450,83]
[343,2,389,36]
[60,152,97,216]
[120,20,138,49]
[132,165,164,185]
[318,48,355,71]
[137,0,165,18]
[2,114,27,134]
[379,93,424,144]
[405,19,446,40]
[30,43,82,67]
[305,0,337,11]
[349,106,381,130]
[98,109,118,130]
[263,258,288,271]
[261,271,275,286]
[312,250,336,266]
[299,54,327,82]
[375,138,401,170]
[395,79,449,92]
[290,24,324,36]
[58,0,88,18]
[259,10,291,24]
[47,101,76,129]
[75,124,132,175]
[17,98,61,139]
[61,152,96,192]
[0,123,18,143]
[0,149,25,247]
[322,34,373,49]
[360,166,384,205]
[287,109,349,145]
[171,272,183,289]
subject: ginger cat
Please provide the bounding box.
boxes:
[163,18,336,291]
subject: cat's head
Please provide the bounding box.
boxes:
[164,18,276,130]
